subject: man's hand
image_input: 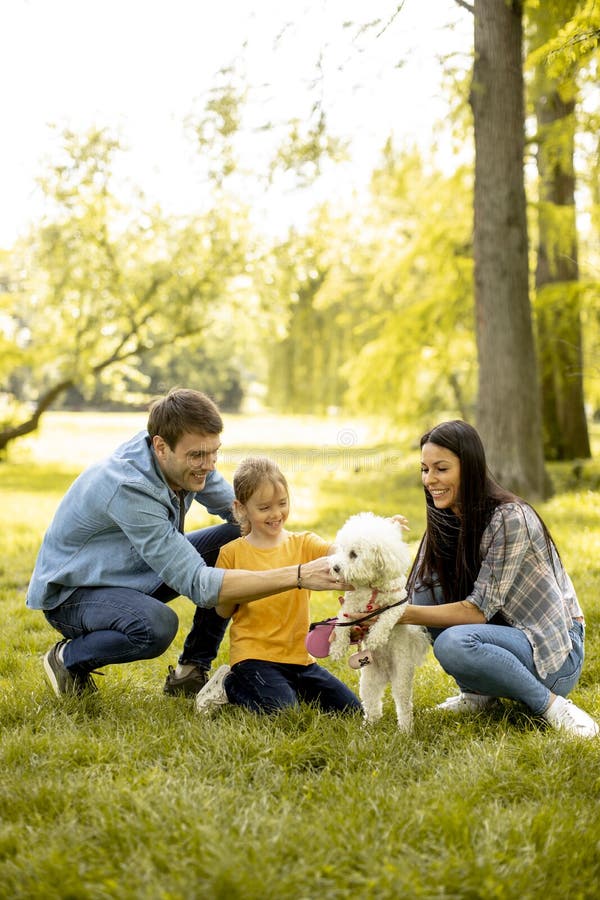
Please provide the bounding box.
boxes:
[300,556,352,592]
[217,555,351,606]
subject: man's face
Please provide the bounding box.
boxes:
[152,431,222,493]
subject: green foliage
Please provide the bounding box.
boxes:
[258,209,377,414]
[1,416,600,898]
[0,127,252,449]
[269,108,350,187]
[0,257,29,384]
[259,149,477,425]
[526,0,595,457]
[526,0,600,77]
[2,7,599,459]
[186,56,349,193]
[345,149,476,423]
[187,66,248,187]
[534,202,578,273]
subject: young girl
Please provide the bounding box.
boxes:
[195,456,361,715]
[400,420,598,738]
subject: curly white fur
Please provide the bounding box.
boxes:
[329,512,430,731]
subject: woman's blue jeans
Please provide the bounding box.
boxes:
[224,659,362,715]
[412,584,584,715]
[44,523,239,676]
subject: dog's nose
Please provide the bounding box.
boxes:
[332,564,340,574]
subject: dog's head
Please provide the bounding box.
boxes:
[329,512,412,588]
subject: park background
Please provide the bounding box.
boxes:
[1,1,600,898]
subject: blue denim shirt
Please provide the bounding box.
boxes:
[26,431,235,611]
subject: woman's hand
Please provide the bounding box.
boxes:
[349,623,371,643]
[338,603,384,640]
[326,622,368,646]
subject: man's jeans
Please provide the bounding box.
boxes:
[44,523,239,675]
[225,659,362,714]
[412,583,584,715]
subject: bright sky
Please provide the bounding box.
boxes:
[0,0,472,247]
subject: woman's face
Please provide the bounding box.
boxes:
[420,441,461,515]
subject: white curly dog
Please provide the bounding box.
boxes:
[329,512,430,732]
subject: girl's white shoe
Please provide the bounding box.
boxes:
[195,664,231,713]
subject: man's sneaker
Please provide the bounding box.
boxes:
[435,691,497,713]
[43,640,98,697]
[163,664,209,697]
[543,696,599,738]
[195,665,231,714]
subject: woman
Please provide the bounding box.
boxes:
[400,420,598,738]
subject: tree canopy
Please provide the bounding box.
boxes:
[1,3,599,488]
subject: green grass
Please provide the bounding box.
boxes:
[1,415,600,899]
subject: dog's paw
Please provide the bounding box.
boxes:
[395,717,413,734]
[362,710,384,725]
[328,628,349,660]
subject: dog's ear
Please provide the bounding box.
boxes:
[372,547,386,578]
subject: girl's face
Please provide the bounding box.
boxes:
[237,479,289,542]
[420,441,461,516]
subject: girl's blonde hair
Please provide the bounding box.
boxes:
[233,457,289,536]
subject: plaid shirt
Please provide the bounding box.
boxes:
[467,503,583,678]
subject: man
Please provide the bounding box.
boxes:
[26,388,342,698]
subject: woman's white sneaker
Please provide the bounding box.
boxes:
[436,692,496,713]
[543,696,599,738]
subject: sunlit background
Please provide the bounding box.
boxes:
[0,0,471,246]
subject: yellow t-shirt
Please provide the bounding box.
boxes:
[216,532,331,666]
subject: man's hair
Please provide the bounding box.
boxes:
[147,388,223,448]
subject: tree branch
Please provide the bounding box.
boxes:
[376,2,408,38]
[454,0,474,14]
[0,379,74,452]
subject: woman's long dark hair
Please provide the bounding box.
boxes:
[408,420,517,603]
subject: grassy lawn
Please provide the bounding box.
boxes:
[1,413,599,899]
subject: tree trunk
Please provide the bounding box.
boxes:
[471,0,549,499]
[0,379,74,455]
[531,7,591,460]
